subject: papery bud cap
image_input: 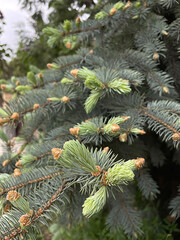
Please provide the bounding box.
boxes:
[52,148,63,160]
[135,158,145,169]
[7,191,21,202]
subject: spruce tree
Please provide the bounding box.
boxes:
[1,0,180,239]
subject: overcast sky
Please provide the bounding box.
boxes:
[0,0,49,57]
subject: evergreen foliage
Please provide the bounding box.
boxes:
[1,0,180,239]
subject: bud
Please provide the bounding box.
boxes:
[135,1,141,7]
[19,213,31,227]
[131,128,146,135]
[138,130,146,135]
[134,158,145,169]
[7,191,21,202]
[17,150,22,155]
[161,30,168,35]
[89,49,93,54]
[8,192,31,213]
[38,73,43,83]
[70,69,79,78]
[33,103,40,110]
[172,133,180,141]
[38,73,43,79]
[119,133,128,142]
[50,63,59,69]
[111,124,120,133]
[10,112,19,120]
[63,20,72,32]
[13,168,21,177]
[47,97,61,102]
[76,16,81,23]
[76,17,81,28]
[91,165,101,176]
[109,8,117,15]
[101,171,108,185]
[16,80,20,86]
[27,72,37,85]
[82,186,107,217]
[47,63,52,69]
[114,2,124,10]
[123,1,131,10]
[69,127,80,135]
[19,154,37,166]
[2,159,10,167]
[123,160,136,170]
[163,86,169,93]
[106,164,135,185]
[65,42,72,49]
[103,147,109,153]
[122,79,129,85]
[15,85,32,93]
[132,15,139,19]
[51,148,63,160]
[153,53,159,60]
[121,116,130,122]
[95,11,107,20]
[61,78,73,84]
[61,96,70,103]
[15,160,23,167]
[1,84,6,90]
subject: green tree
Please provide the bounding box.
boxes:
[10,0,99,76]
[0,11,12,79]
[1,0,180,239]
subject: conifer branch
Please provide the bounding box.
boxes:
[0,181,66,240]
[0,168,62,196]
[61,26,102,37]
[143,111,178,134]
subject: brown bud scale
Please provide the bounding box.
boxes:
[7,190,21,202]
[69,127,80,135]
[2,159,10,167]
[70,69,79,78]
[135,158,145,169]
[91,165,101,176]
[61,96,70,103]
[172,133,180,141]
[111,124,120,133]
[65,42,72,49]
[110,8,117,15]
[51,148,63,160]
[13,168,22,177]
[19,214,31,226]
[33,104,40,110]
[103,147,109,153]
[119,133,128,142]
[10,112,19,120]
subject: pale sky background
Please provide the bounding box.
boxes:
[0,0,49,57]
